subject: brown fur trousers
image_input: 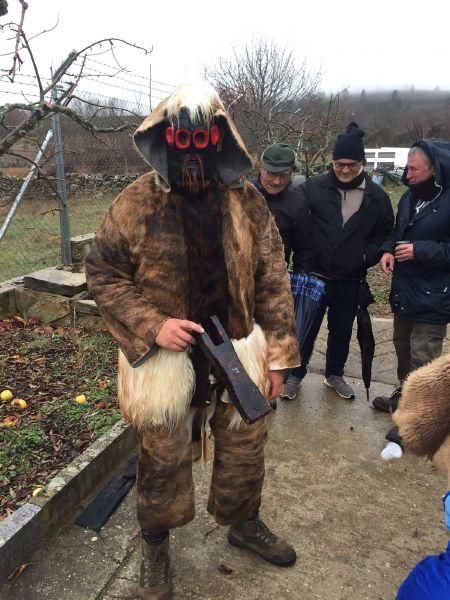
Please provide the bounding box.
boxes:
[136,402,267,532]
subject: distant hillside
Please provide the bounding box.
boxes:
[341,89,450,146]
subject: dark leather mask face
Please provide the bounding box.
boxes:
[165,108,221,194]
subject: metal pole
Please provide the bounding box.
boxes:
[50,85,72,265]
[0,129,53,242]
[149,63,152,112]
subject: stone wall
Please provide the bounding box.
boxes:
[0,173,142,201]
[0,267,104,330]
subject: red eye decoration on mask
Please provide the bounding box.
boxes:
[192,129,209,149]
[210,124,220,146]
[174,129,191,149]
[165,125,221,149]
[165,126,175,145]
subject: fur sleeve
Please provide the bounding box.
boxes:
[85,194,168,366]
[254,214,300,370]
[394,353,450,457]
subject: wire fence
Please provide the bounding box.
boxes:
[0,81,177,282]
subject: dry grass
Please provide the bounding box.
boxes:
[0,190,116,281]
[1,167,31,178]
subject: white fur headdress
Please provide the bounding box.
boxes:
[166,81,224,126]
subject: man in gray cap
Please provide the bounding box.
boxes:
[252,143,315,284]
[251,143,315,401]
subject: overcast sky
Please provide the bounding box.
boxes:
[1,0,450,107]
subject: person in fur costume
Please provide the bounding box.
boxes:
[392,353,450,598]
[85,82,300,599]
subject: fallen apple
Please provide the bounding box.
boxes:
[11,398,27,410]
[0,390,13,402]
[75,394,87,404]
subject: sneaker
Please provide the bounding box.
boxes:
[139,536,172,600]
[372,387,401,413]
[324,375,355,399]
[228,517,296,567]
[280,375,302,400]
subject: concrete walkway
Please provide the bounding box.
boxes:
[1,321,449,600]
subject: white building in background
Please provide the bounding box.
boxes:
[364,147,409,171]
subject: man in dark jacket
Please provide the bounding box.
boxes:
[292,123,394,399]
[251,143,315,401]
[373,139,450,414]
[252,143,315,274]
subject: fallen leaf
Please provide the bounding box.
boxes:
[217,564,233,575]
[12,355,28,364]
[2,416,19,427]
[35,325,54,334]
[8,563,31,580]
[13,316,28,325]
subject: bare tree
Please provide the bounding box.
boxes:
[207,37,343,176]
[0,0,152,159]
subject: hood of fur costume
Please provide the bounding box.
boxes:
[134,83,252,191]
[394,354,450,468]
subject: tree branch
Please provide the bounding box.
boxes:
[8,0,28,80]
[19,30,43,98]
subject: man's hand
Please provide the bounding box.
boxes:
[395,243,415,262]
[267,370,285,400]
[379,252,395,275]
[156,319,204,351]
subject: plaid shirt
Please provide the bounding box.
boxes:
[290,273,325,302]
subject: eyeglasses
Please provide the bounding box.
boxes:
[165,125,220,150]
[333,160,361,171]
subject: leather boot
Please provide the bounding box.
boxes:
[139,536,172,600]
[372,387,401,413]
[228,517,296,567]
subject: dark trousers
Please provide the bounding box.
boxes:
[292,279,360,380]
[393,315,447,382]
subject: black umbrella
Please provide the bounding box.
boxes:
[356,280,375,401]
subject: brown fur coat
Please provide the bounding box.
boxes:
[86,173,299,370]
[394,353,450,483]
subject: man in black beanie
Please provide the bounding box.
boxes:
[291,123,394,399]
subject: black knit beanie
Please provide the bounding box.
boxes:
[332,122,365,160]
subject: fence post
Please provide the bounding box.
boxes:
[50,85,72,265]
[0,129,53,243]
